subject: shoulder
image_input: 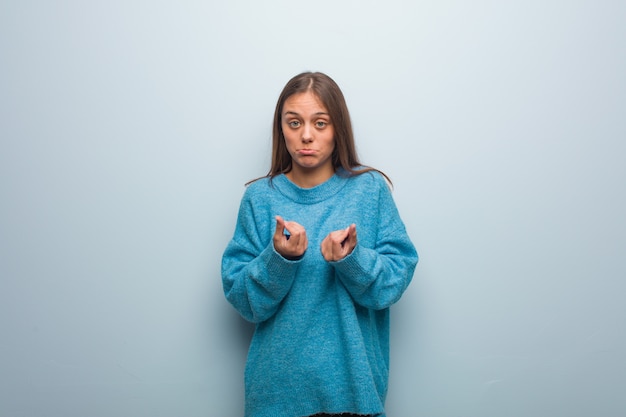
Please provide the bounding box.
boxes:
[242,176,274,199]
[233,177,277,217]
[345,168,390,192]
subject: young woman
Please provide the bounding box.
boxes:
[221,72,418,417]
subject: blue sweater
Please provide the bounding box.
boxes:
[221,169,418,417]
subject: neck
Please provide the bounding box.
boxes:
[286,166,335,188]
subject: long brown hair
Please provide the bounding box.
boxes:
[249,71,390,185]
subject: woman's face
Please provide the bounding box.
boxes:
[281,91,335,186]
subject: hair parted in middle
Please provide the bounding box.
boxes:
[265,71,390,185]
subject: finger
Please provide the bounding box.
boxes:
[273,216,289,252]
[347,224,357,243]
[334,225,356,257]
[331,227,350,247]
[320,235,332,261]
[283,221,306,240]
[298,232,308,253]
[274,215,285,235]
[344,224,357,252]
[283,221,308,253]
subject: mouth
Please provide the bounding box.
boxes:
[297,149,317,156]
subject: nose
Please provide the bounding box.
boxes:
[302,123,313,142]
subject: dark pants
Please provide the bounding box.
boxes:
[308,414,372,417]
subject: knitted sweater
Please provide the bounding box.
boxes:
[221,169,418,417]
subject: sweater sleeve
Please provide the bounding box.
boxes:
[332,177,418,310]
[221,191,301,323]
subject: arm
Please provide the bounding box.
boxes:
[221,194,303,323]
[222,240,300,323]
[331,178,418,310]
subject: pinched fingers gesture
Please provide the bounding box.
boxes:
[273,215,308,259]
[321,224,357,262]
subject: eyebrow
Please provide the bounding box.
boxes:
[283,111,329,117]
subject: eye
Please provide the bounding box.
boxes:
[315,121,328,128]
[288,120,301,128]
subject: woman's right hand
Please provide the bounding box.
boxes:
[273,215,308,260]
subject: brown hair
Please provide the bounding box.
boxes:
[248,71,390,186]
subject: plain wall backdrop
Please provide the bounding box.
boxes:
[1,1,625,416]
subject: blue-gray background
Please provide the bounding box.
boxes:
[1,1,624,416]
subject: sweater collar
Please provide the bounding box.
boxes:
[273,169,350,204]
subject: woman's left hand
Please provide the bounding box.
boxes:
[321,224,357,262]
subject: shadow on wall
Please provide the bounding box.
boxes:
[228,308,255,353]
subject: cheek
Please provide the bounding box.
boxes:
[282,131,296,148]
[327,135,336,152]
[283,136,300,158]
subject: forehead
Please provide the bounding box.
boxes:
[282,91,328,114]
